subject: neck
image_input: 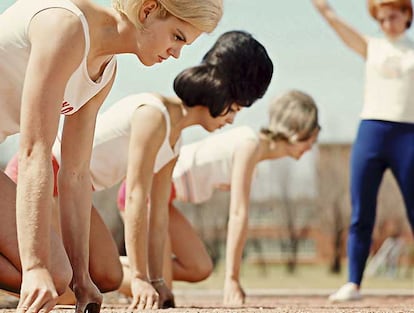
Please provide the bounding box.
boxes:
[258,135,289,161]
[385,31,407,42]
[174,105,207,131]
[165,98,195,134]
[89,7,140,58]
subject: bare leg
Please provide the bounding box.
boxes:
[118,204,213,296]
[0,172,72,295]
[169,204,213,282]
[88,205,123,292]
[118,256,132,297]
[0,255,20,292]
[57,205,123,304]
[1,169,120,304]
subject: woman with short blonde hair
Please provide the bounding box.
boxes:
[0,0,222,312]
[112,0,223,31]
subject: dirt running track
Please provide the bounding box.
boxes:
[1,290,413,313]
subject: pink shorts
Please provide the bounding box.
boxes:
[117,179,177,211]
[5,153,60,196]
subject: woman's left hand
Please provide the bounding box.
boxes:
[152,281,175,309]
[73,279,103,313]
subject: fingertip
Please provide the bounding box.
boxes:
[40,299,56,313]
[127,303,136,311]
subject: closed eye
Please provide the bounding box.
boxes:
[174,29,186,43]
[174,34,185,41]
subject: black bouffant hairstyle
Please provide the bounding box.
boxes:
[173,30,274,117]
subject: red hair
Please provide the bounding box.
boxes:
[367,0,413,27]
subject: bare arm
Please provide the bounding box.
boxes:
[16,9,86,313]
[224,140,260,305]
[124,105,165,310]
[148,159,177,280]
[58,73,116,309]
[312,0,367,58]
[148,158,177,307]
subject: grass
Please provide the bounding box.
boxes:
[173,261,414,291]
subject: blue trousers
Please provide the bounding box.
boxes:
[348,120,414,285]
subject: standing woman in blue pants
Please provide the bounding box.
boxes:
[312,0,414,301]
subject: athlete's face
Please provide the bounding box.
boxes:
[201,103,242,132]
[376,5,410,38]
[137,9,202,66]
[286,129,319,160]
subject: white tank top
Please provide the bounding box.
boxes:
[173,126,258,203]
[361,35,414,123]
[0,0,117,143]
[54,93,182,191]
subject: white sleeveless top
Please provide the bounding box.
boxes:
[53,93,182,191]
[0,0,117,143]
[361,35,414,123]
[173,126,258,203]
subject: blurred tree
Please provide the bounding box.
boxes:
[317,143,350,274]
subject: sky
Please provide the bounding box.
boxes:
[0,1,382,145]
[0,0,398,192]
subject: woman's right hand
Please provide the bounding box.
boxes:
[311,0,333,14]
[129,277,159,310]
[312,0,329,10]
[223,278,246,306]
[17,268,59,313]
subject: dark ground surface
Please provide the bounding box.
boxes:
[1,290,413,313]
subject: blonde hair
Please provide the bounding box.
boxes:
[367,0,413,28]
[260,90,319,144]
[112,0,223,32]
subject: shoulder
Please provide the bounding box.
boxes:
[133,103,166,121]
[400,36,414,49]
[231,139,261,177]
[232,127,259,146]
[113,93,166,113]
[130,98,167,140]
[29,7,84,41]
[28,8,85,64]
[234,137,260,161]
[240,126,258,138]
[366,36,385,47]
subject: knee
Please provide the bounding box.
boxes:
[91,260,123,292]
[101,266,123,292]
[54,266,73,296]
[187,257,213,282]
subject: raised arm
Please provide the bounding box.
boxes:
[224,140,260,306]
[16,9,86,313]
[312,0,368,58]
[124,105,165,310]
